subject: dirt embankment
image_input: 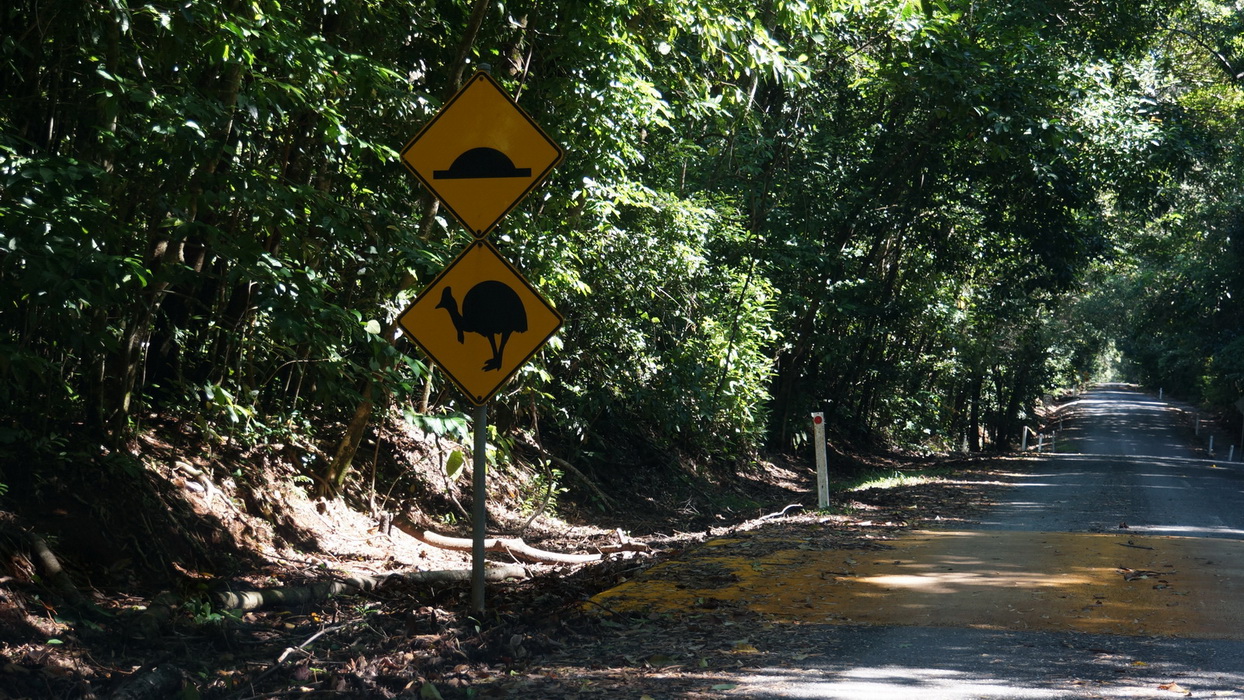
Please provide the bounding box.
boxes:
[0,412,1017,699]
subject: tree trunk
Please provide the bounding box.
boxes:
[320,381,375,497]
[968,373,983,452]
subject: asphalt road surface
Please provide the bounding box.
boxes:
[593,385,1244,698]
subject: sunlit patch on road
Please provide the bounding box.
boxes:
[591,530,1244,640]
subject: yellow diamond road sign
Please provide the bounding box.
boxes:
[398,239,563,405]
[401,71,564,237]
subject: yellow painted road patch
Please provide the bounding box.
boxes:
[592,531,1244,639]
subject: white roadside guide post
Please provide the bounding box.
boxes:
[812,413,829,509]
[1236,397,1244,461]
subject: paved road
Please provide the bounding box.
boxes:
[983,386,1244,538]
[592,385,1244,698]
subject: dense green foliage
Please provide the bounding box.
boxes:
[2,0,1241,491]
[1104,0,1244,407]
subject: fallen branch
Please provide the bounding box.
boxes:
[597,542,653,555]
[759,503,804,521]
[1117,567,1172,581]
[248,622,356,689]
[212,564,527,612]
[394,523,604,565]
[516,459,559,537]
[521,441,616,510]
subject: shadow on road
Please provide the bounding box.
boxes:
[564,385,1244,698]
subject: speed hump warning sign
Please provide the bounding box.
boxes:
[397,239,563,405]
[400,71,564,237]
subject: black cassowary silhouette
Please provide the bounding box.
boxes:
[436,282,528,371]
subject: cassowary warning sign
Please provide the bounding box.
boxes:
[397,239,563,405]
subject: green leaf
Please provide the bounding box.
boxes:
[647,653,676,667]
[445,450,465,481]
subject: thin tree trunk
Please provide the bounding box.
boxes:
[969,373,983,452]
[321,382,375,497]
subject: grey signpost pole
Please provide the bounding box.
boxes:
[471,403,488,614]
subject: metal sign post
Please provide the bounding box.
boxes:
[471,403,488,613]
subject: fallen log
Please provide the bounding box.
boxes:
[211,564,528,612]
[110,664,186,700]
